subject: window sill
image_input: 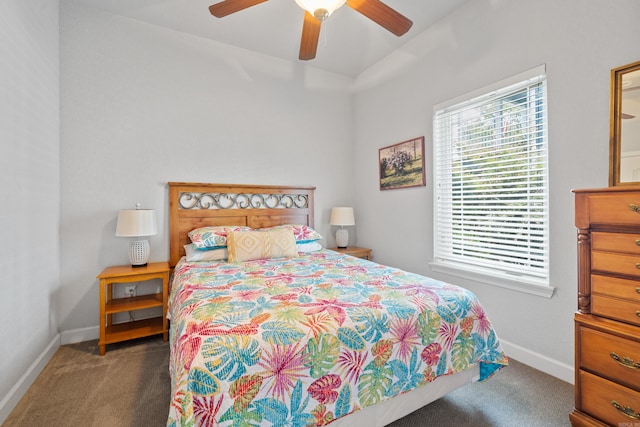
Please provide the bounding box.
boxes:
[429,261,555,299]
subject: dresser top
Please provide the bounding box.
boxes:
[572,185,640,194]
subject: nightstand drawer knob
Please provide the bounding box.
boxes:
[636,287,640,294]
[610,352,640,369]
[630,204,640,214]
[611,400,640,419]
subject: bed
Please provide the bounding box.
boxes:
[166,182,508,427]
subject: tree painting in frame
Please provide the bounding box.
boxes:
[379,136,426,190]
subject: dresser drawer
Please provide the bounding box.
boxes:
[585,191,640,225]
[592,250,640,278]
[592,294,640,326]
[592,231,640,255]
[580,370,640,426]
[579,326,640,389]
[592,274,640,302]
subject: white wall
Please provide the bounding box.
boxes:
[59,2,355,333]
[352,0,640,380]
[4,2,639,417]
[0,0,60,419]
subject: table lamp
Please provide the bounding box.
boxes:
[116,204,158,267]
[330,207,355,248]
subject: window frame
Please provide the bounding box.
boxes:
[430,65,554,298]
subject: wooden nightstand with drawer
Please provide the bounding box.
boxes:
[572,187,640,426]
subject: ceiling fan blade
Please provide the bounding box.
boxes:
[209,0,268,18]
[299,12,322,60]
[346,0,413,36]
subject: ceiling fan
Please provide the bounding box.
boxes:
[208,0,413,60]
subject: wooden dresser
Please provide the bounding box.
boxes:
[572,187,640,426]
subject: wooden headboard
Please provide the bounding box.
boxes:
[168,182,316,268]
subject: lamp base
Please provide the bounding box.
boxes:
[129,239,150,268]
[336,228,349,249]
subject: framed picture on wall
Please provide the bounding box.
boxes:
[379,136,426,190]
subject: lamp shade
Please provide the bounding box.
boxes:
[116,209,158,237]
[329,207,355,226]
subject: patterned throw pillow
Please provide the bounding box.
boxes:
[188,226,252,249]
[227,229,298,262]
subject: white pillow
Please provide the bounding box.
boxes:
[296,241,323,253]
[184,244,228,262]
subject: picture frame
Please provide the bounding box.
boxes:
[379,136,426,190]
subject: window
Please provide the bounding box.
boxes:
[432,66,551,297]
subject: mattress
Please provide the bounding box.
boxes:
[167,249,507,426]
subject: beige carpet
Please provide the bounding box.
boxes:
[3,337,170,427]
[3,337,574,426]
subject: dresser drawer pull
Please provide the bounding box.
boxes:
[611,400,640,419]
[631,204,640,214]
[637,287,640,294]
[610,352,640,369]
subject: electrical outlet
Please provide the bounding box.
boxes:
[124,286,136,298]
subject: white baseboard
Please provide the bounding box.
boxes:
[499,339,574,384]
[60,326,98,345]
[0,334,60,425]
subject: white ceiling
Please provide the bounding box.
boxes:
[70,0,468,77]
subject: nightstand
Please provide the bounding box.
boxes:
[96,262,169,355]
[329,246,372,260]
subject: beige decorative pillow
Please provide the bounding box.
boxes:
[227,229,298,263]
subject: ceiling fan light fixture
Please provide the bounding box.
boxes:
[294,0,346,20]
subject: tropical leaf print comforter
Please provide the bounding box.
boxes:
[167,249,508,426]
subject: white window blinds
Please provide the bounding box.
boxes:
[433,68,549,288]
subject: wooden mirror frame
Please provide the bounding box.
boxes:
[609,60,640,186]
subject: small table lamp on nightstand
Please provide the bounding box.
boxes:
[330,206,355,248]
[116,204,158,267]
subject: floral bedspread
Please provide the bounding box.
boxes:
[167,250,507,426]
